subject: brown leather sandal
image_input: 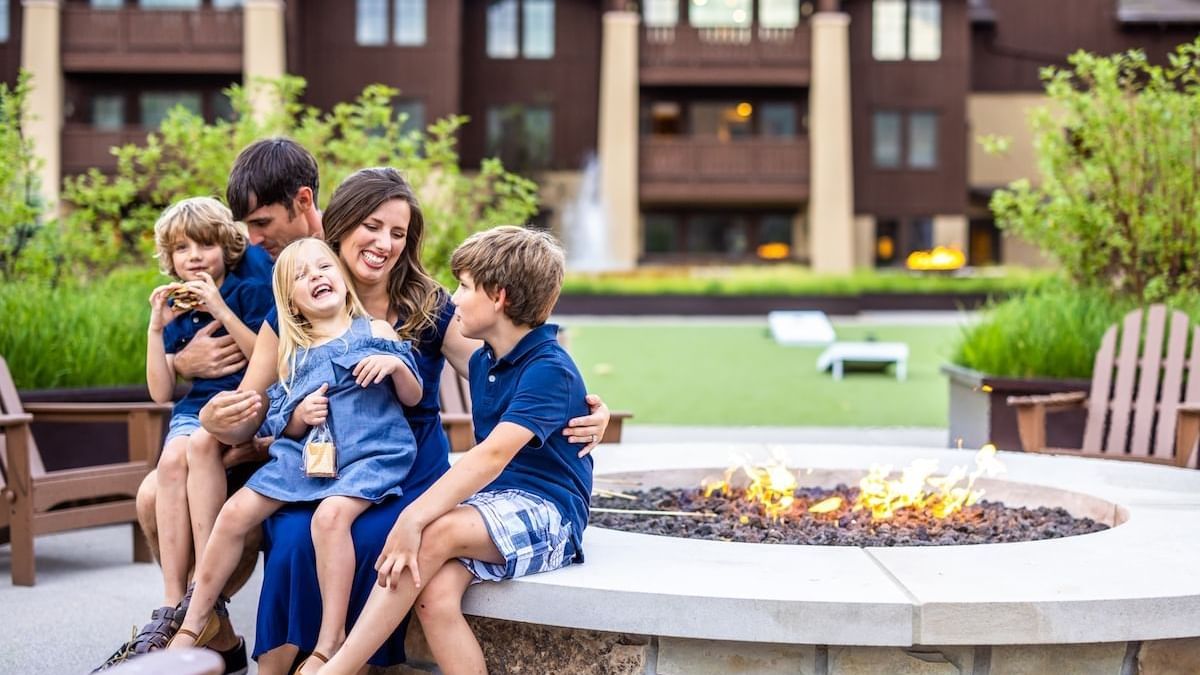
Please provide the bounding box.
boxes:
[167,612,220,650]
[295,650,329,675]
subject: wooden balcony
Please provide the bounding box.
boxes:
[62,6,242,73]
[640,24,811,86]
[62,126,149,176]
[639,137,809,204]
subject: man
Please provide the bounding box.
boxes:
[95,138,322,673]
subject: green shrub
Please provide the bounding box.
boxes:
[1,268,159,389]
[952,288,1200,379]
[0,71,48,280]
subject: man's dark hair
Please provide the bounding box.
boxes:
[226,137,320,220]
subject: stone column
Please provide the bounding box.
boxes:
[933,214,968,250]
[21,0,62,211]
[597,11,639,270]
[242,0,286,122]
[807,12,855,274]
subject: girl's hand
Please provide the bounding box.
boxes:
[564,394,611,457]
[148,284,181,331]
[353,354,406,387]
[185,272,230,320]
[295,383,329,427]
[375,517,423,590]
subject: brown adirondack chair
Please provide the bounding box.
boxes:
[1007,305,1200,467]
[438,363,632,453]
[0,355,170,585]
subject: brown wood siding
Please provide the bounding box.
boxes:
[0,1,20,87]
[849,0,969,217]
[460,0,601,171]
[640,137,810,205]
[292,0,463,127]
[61,5,242,74]
[971,0,1200,91]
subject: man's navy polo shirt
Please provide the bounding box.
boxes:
[469,323,593,560]
[162,271,274,417]
[234,243,274,283]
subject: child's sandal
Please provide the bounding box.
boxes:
[167,627,201,649]
[168,613,220,649]
[296,650,329,675]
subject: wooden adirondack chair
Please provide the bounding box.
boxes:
[0,355,170,585]
[1007,305,1200,467]
[438,363,632,453]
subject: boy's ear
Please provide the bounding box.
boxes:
[491,287,508,311]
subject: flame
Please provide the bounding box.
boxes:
[905,245,966,271]
[703,446,1005,523]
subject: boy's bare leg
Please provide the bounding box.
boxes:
[186,428,227,565]
[304,496,372,672]
[318,506,501,675]
[155,437,194,606]
[414,563,484,675]
[171,488,282,648]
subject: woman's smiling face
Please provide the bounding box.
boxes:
[339,198,411,287]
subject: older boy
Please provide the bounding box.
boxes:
[314,226,591,675]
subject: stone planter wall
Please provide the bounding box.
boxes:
[384,618,1200,675]
[554,291,1002,316]
[942,364,1091,451]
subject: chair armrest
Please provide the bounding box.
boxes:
[1175,402,1200,468]
[1006,391,1088,410]
[0,413,33,428]
[602,411,634,444]
[1005,391,1087,453]
[22,401,171,465]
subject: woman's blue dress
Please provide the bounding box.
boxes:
[254,294,455,665]
[247,315,419,504]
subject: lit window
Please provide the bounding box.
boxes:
[487,0,519,58]
[691,101,753,142]
[908,0,941,60]
[873,0,940,61]
[356,0,388,46]
[643,0,678,27]
[140,92,202,129]
[689,0,751,28]
[394,0,426,46]
[873,110,903,168]
[907,111,938,168]
[523,0,554,58]
[760,0,800,29]
[872,0,905,61]
[93,94,125,131]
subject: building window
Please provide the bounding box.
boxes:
[394,0,426,46]
[642,211,794,260]
[874,110,938,169]
[643,0,678,27]
[761,102,797,138]
[487,0,520,57]
[872,0,940,61]
[488,0,554,59]
[140,92,202,129]
[523,0,554,58]
[212,0,243,8]
[872,111,903,168]
[760,0,800,29]
[92,94,125,131]
[211,91,235,122]
[90,0,123,7]
[644,101,683,136]
[968,218,1002,265]
[0,0,8,43]
[644,214,679,254]
[356,0,388,45]
[691,101,754,141]
[690,0,751,28]
[486,104,553,170]
[875,216,934,267]
[395,99,425,135]
[139,0,201,8]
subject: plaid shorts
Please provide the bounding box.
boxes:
[459,489,576,583]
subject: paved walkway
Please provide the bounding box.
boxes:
[0,425,946,675]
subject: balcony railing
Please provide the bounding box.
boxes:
[62,6,243,73]
[62,126,150,176]
[640,137,809,203]
[641,24,811,85]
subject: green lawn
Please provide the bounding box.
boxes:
[565,322,960,427]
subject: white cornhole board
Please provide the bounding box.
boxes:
[768,311,836,346]
[817,342,909,381]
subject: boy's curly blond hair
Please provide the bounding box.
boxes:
[153,197,248,279]
[450,225,565,327]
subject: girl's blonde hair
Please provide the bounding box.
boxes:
[153,197,248,278]
[272,238,369,390]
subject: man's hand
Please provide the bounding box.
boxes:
[173,322,246,380]
[375,517,423,590]
[222,436,272,468]
[200,389,264,439]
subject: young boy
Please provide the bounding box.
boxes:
[314,226,592,675]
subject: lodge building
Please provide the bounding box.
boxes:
[2,0,1197,271]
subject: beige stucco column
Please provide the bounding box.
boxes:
[243,0,286,123]
[21,0,62,212]
[597,11,639,270]
[807,12,855,274]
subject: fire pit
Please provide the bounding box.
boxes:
[420,444,1200,675]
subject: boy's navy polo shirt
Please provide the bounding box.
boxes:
[469,323,593,560]
[162,272,274,418]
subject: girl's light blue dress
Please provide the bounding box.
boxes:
[246,315,420,503]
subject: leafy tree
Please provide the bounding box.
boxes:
[990,38,1200,302]
[0,70,48,280]
[57,77,539,286]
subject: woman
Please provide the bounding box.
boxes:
[200,167,610,673]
